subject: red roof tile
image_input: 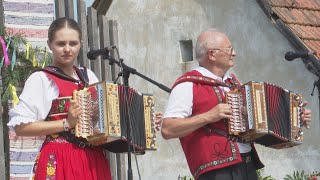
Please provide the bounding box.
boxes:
[304,40,320,58]
[260,0,320,60]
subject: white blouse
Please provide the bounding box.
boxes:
[8,68,99,130]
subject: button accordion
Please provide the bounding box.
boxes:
[225,81,304,149]
[73,81,157,153]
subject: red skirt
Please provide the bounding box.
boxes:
[33,137,112,180]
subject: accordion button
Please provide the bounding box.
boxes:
[298,131,303,136]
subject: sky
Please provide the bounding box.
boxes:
[85,0,94,7]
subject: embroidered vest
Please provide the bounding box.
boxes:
[172,70,263,179]
[41,66,85,122]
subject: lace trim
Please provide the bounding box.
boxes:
[7,116,38,131]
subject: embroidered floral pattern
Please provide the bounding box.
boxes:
[46,153,57,179]
[31,153,41,180]
[45,136,69,144]
[49,98,71,115]
[211,143,228,159]
[212,86,223,103]
[193,142,238,178]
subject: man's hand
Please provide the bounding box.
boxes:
[300,101,312,129]
[205,103,233,123]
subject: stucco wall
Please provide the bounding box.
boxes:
[106,0,320,179]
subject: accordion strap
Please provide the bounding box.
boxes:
[205,127,249,143]
[172,75,230,89]
[78,66,89,86]
[36,65,89,86]
[59,132,94,148]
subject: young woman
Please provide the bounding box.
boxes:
[8,17,112,180]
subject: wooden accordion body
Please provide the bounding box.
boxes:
[225,81,303,149]
[73,81,157,153]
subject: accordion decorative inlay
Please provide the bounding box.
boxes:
[225,81,303,149]
[73,81,157,153]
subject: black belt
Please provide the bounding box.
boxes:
[59,132,94,149]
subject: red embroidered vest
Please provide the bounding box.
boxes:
[172,70,263,179]
[43,67,85,121]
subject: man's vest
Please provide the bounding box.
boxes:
[172,70,264,179]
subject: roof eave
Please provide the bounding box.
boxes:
[256,0,320,75]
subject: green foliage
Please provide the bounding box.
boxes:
[178,170,319,180]
[283,171,320,180]
[283,170,307,180]
[257,169,276,180]
[258,169,320,180]
[0,26,52,104]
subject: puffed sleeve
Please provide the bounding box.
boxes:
[87,69,99,84]
[8,72,59,130]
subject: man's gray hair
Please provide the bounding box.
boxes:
[195,28,220,63]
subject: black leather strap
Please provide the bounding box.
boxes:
[204,126,249,143]
[36,66,79,82]
[59,131,94,148]
[77,66,89,86]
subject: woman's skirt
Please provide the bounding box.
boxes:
[33,136,112,180]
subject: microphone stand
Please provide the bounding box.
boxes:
[103,54,171,93]
[304,60,320,115]
[100,52,170,180]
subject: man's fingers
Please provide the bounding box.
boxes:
[301,101,308,108]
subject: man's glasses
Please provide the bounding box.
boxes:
[209,47,233,56]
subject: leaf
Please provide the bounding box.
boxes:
[284,174,294,180]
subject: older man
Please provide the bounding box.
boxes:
[161,29,312,180]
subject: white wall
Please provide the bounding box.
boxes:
[106,0,320,179]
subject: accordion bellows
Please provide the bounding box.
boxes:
[73,82,157,153]
[226,81,303,149]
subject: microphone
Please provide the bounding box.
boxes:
[87,46,116,60]
[284,51,314,61]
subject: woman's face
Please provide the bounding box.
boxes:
[48,27,81,67]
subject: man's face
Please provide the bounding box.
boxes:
[207,35,236,71]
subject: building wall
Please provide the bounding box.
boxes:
[105,0,320,179]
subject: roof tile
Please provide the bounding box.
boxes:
[269,0,293,7]
[304,40,320,58]
[262,0,320,60]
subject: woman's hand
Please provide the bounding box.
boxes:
[67,99,82,128]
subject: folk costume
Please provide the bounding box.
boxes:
[164,67,264,180]
[8,66,112,180]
